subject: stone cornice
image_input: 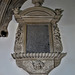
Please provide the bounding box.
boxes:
[12,52,66,59]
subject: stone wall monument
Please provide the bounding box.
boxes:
[12,0,66,75]
[0,0,66,75]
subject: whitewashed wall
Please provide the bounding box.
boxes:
[0,0,75,75]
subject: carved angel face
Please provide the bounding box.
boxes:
[32,60,44,70]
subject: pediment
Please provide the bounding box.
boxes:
[19,7,55,16]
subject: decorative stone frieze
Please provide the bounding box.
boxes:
[12,53,66,75]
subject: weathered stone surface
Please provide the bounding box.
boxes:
[0,0,27,37]
[12,52,66,75]
[12,2,66,75]
[0,0,66,75]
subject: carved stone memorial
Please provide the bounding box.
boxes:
[0,0,66,75]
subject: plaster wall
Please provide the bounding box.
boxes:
[0,0,75,75]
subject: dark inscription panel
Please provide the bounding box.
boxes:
[26,25,50,53]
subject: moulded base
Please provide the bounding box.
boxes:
[30,73,48,75]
